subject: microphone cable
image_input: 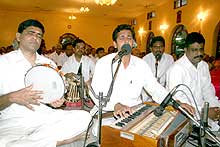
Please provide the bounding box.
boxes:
[83,110,98,147]
[172,84,207,147]
[172,84,201,120]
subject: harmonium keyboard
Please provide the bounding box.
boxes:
[101,103,190,147]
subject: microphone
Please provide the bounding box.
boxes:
[77,63,84,99]
[155,53,161,78]
[153,91,180,117]
[155,53,162,62]
[112,44,131,63]
[202,102,209,128]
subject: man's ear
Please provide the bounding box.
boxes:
[16,33,21,42]
[132,41,137,48]
[113,41,117,49]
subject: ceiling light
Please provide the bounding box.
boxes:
[80,0,90,13]
[68,15,76,20]
[95,0,117,6]
[80,6,90,12]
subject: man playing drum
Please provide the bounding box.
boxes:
[0,19,91,147]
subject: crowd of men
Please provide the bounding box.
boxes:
[0,19,220,147]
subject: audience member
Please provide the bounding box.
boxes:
[96,47,106,59]
[107,45,117,54]
[64,43,74,57]
[50,43,68,69]
[61,38,95,84]
[89,48,98,64]
[131,48,141,58]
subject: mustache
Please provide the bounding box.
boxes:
[194,55,203,59]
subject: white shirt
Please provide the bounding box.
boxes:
[91,53,169,111]
[0,49,56,97]
[49,52,68,67]
[61,54,95,82]
[0,49,91,147]
[166,54,220,130]
[89,54,98,64]
[143,52,174,86]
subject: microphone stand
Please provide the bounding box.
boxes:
[172,101,220,146]
[155,61,158,79]
[86,58,122,147]
[105,58,122,106]
[97,92,103,146]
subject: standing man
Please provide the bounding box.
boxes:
[166,32,220,131]
[0,19,91,147]
[143,36,174,87]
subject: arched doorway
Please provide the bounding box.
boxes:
[145,31,154,54]
[215,22,220,59]
[59,33,78,48]
[171,24,188,59]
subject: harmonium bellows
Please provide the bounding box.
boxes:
[101,103,190,147]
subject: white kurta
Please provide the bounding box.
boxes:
[142,52,174,86]
[90,53,169,111]
[166,54,220,130]
[0,49,91,147]
[49,52,68,67]
[61,54,95,82]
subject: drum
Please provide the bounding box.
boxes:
[24,65,65,103]
[64,75,82,109]
[64,74,94,109]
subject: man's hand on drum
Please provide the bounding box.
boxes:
[49,98,65,108]
[7,85,43,110]
[64,72,78,80]
[113,103,133,119]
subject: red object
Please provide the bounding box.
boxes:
[210,69,220,99]
[65,101,82,110]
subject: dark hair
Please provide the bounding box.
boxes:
[72,38,85,48]
[63,42,73,50]
[185,32,205,48]
[18,19,45,34]
[150,36,165,47]
[96,47,105,54]
[112,24,136,42]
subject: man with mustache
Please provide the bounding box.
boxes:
[166,32,220,131]
[142,36,174,102]
[143,36,174,87]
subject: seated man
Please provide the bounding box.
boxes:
[0,19,91,147]
[90,24,194,136]
[166,32,220,131]
[61,38,95,85]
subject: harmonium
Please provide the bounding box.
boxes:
[101,103,191,147]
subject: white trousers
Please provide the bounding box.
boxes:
[0,104,91,147]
